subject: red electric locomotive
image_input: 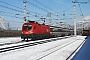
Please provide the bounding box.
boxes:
[21,21,53,41]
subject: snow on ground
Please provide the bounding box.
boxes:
[0,37,21,44]
[0,36,86,60]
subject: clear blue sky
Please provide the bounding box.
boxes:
[0,0,90,29]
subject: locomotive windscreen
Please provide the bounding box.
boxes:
[24,25,32,30]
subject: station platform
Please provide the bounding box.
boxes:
[72,36,90,60]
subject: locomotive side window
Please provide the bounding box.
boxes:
[34,26,36,29]
[24,25,32,30]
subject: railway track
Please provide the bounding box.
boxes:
[28,37,86,60]
[0,36,70,46]
[66,39,86,60]
[0,36,70,53]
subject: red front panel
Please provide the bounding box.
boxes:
[22,23,33,34]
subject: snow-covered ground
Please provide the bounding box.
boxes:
[0,36,86,60]
[0,37,21,44]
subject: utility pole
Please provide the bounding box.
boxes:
[72,1,89,37]
[23,1,26,23]
[73,1,77,37]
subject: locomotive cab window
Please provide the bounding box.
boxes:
[24,25,32,30]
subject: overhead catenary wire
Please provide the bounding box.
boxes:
[31,0,69,18]
[32,0,58,13]
[0,0,23,10]
[62,6,74,12]
[0,0,46,19]
[0,4,24,13]
[26,0,49,12]
[20,0,62,18]
[0,10,37,20]
[32,0,74,18]
[78,3,84,17]
[0,0,76,24]
[6,20,23,23]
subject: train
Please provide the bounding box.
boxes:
[21,21,73,41]
[82,28,90,36]
[21,21,53,40]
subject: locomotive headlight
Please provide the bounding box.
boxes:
[30,31,33,33]
[22,32,23,34]
[47,29,48,32]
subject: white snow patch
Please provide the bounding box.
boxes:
[0,36,86,60]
